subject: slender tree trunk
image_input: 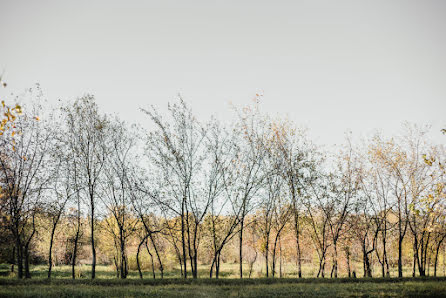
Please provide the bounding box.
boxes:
[192,222,198,279]
[239,217,245,279]
[321,257,325,278]
[434,237,445,277]
[362,241,372,278]
[90,195,96,279]
[317,252,326,278]
[149,233,164,278]
[210,253,216,278]
[265,232,269,278]
[279,235,283,278]
[24,247,31,279]
[15,235,23,279]
[345,248,351,278]
[216,253,221,279]
[48,221,58,279]
[397,200,406,278]
[194,220,199,279]
[185,211,194,278]
[119,227,127,279]
[413,238,418,277]
[71,221,80,279]
[398,236,403,278]
[181,199,187,279]
[272,230,283,278]
[24,217,36,279]
[443,245,446,276]
[382,222,390,277]
[296,230,302,278]
[136,236,145,279]
[331,241,338,278]
[422,235,430,277]
[293,193,302,278]
[145,240,156,279]
[72,190,81,279]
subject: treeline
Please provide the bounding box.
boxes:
[0,88,445,280]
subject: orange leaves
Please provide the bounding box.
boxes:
[1,80,25,152]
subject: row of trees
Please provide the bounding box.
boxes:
[1,89,445,279]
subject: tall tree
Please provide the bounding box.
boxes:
[232,98,268,278]
[0,87,52,278]
[143,99,209,279]
[63,95,108,279]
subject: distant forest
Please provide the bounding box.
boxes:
[1,83,445,280]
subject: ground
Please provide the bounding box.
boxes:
[1,265,446,297]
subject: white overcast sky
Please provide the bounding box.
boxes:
[1,0,445,147]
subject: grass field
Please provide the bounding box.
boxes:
[1,265,446,297]
[2,278,446,297]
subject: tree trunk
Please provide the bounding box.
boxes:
[293,193,302,278]
[91,197,96,279]
[210,253,216,278]
[136,237,145,279]
[296,230,302,278]
[272,230,282,278]
[181,200,187,279]
[71,222,80,279]
[119,227,126,279]
[434,236,445,277]
[330,241,338,278]
[24,247,31,279]
[382,222,390,277]
[239,217,244,279]
[47,221,57,279]
[279,236,283,278]
[216,253,221,279]
[145,240,156,279]
[265,233,269,278]
[345,248,351,278]
[191,220,199,279]
[72,192,81,279]
[413,238,418,277]
[317,253,326,278]
[24,216,36,279]
[15,236,23,279]
[149,233,164,278]
[362,241,372,278]
[398,236,403,277]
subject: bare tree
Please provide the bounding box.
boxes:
[204,119,242,279]
[232,99,268,279]
[46,157,77,279]
[63,95,108,279]
[142,99,210,279]
[328,139,359,278]
[100,120,140,278]
[0,88,52,278]
[272,120,317,278]
[305,171,334,278]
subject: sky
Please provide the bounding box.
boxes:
[1,0,445,147]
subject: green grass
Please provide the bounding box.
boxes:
[1,278,446,297]
[1,265,446,297]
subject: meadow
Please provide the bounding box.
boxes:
[1,265,446,297]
